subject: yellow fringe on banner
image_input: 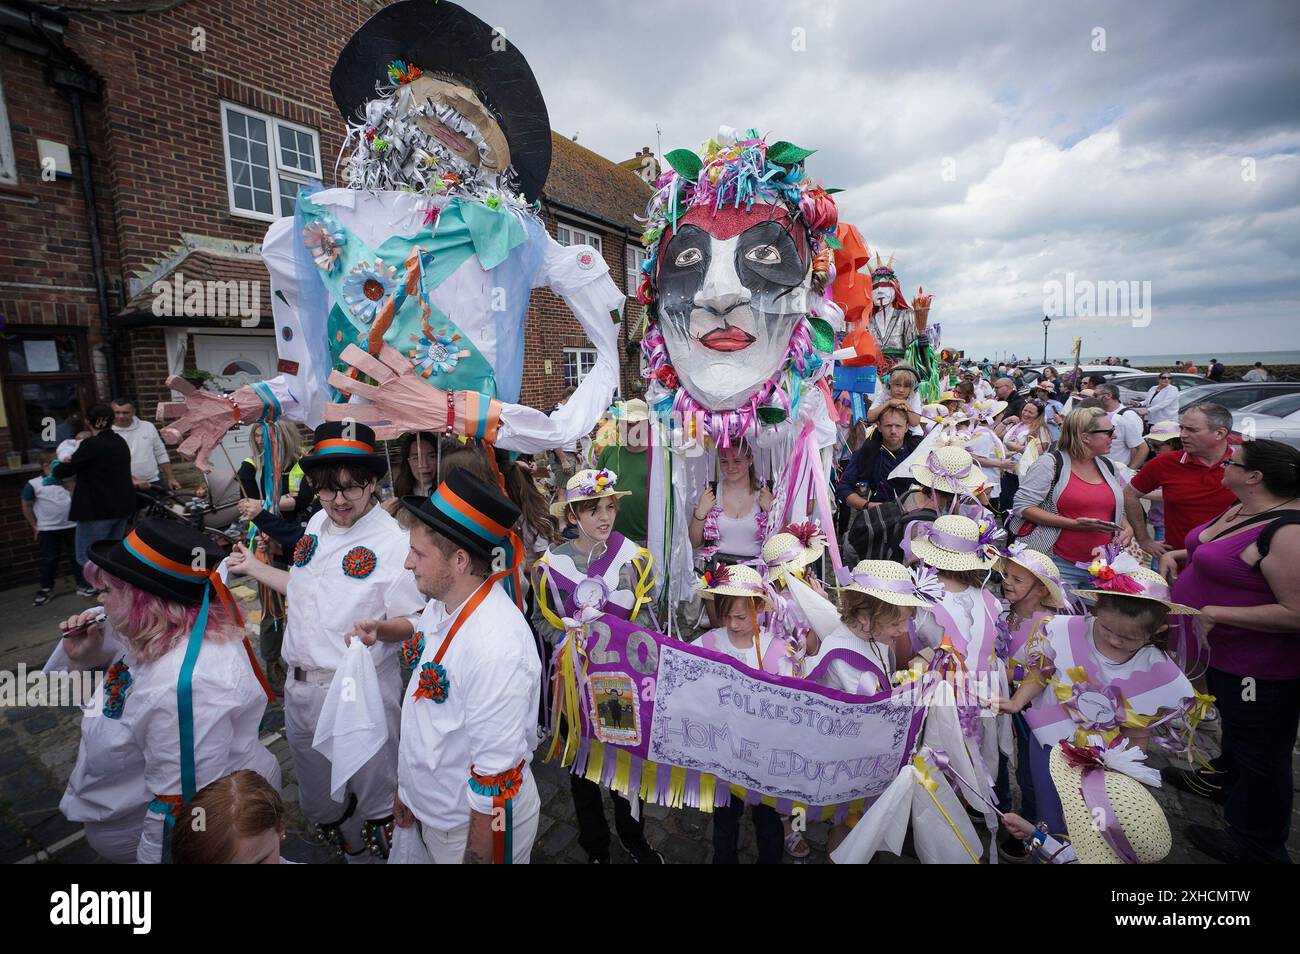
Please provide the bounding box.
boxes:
[640,761,658,803]
[668,766,686,809]
[613,748,632,795]
[584,739,606,784]
[630,548,655,621]
[698,773,716,814]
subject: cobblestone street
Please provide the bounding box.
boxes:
[1,581,1295,865]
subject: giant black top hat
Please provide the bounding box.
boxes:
[299,421,388,476]
[330,0,552,203]
[88,519,228,605]
[401,468,520,561]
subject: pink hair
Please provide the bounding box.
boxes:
[84,564,243,664]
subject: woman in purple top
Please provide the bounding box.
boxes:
[1161,438,1300,864]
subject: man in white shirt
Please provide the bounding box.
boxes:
[229,421,424,862]
[112,399,180,490]
[1095,383,1148,470]
[354,468,542,864]
[1141,373,1180,425]
[1242,362,1269,382]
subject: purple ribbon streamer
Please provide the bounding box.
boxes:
[1079,765,1141,864]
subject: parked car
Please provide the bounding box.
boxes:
[1116,373,1213,404]
[1019,363,1144,395]
[1232,395,1300,450]
[1178,381,1300,413]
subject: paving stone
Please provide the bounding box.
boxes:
[28,809,80,846]
[537,820,578,856]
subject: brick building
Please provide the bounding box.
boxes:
[0,0,652,590]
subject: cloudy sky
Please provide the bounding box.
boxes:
[465,0,1300,362]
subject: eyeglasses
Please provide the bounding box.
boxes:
[1087,428,1115,437]
[317,484,370,501]
[1158,376,1171,381]
[1224,459,1251,469]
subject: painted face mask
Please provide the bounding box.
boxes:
[655,204,811,409]
[639,127,840,436]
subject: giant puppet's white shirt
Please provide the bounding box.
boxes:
[58,621,280,864]
[284,503,425,673]
[397,583,541,832]
[258,188,625,453]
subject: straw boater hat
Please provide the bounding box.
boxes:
[1072,553,1199,614]
[549,467,630,519]
[837,559,938,607]
[968,398,1008,423]
[911,446,987,497]
[922,403,969,429]
[696,564,771,608]
[1145,421,1180,444]
[760,522,825,577]
[907,513,1000,572]
[997,543,1067,609]
[1048,743,1171,864]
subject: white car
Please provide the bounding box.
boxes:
[1231,392,1300,451]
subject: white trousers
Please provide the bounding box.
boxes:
[405,769,541,864]
[284,655,402,857]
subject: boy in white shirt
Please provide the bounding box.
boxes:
[21,451,88,605]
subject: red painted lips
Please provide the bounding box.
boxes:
[700,327,756,352]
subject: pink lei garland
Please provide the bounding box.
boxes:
[643,318,821,445]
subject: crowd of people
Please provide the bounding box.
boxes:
[30,356,1298,866]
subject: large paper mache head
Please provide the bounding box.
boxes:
[638,127,841,435]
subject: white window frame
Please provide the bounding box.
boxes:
[556,222,602,252]
[0,72,17,185]
[220,101,320,222]
[625,245,646,292]
[563,347,599,389]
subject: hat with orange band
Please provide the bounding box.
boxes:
[88,519,231,606]
[401,468,520,561]
[299,420,388,475]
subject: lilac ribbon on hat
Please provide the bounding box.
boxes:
[923,450,974,485]
[901,521,992,563]
[975,520,1005,550]
[1059,741,1146,864]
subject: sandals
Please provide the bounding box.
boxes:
[784,831,811,859]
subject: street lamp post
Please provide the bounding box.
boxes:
[1042,315,1051,364]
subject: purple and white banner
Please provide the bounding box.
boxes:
[562,614,926,811]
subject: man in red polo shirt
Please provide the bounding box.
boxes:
[1124,403,1236,556]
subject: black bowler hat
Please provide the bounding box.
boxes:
[401,469,520,561]
[299,421,388,477]
[330,0,552,203]
[88,519,227,605]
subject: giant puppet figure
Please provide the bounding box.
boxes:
[634,127,845,607]
[867,252,939,399]
[158,1,623,470]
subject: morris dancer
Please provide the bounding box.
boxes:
[532,468,663,864]
[229,422,424,862]
[352,470,543,863]
[54,520,279,863]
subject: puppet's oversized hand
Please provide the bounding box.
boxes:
[325,344,450,440]
[157,376,254,473]
[912,287,934,332]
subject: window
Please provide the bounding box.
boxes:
[625,246,646,292]
[556,222,602,252]
[0,71,16,185]
[1,330,94,457]
[221,102,320,221]
[563,348,598,388]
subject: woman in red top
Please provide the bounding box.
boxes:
[1013,407,1132,591]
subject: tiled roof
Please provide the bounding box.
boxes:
[543,132,653,234]
[119,249,268,320]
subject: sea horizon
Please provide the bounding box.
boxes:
[992,350,1300,366]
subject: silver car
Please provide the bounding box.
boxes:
[1232,392,1300,450]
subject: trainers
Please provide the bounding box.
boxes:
[76,585,98,598]
[33,588,52,607]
